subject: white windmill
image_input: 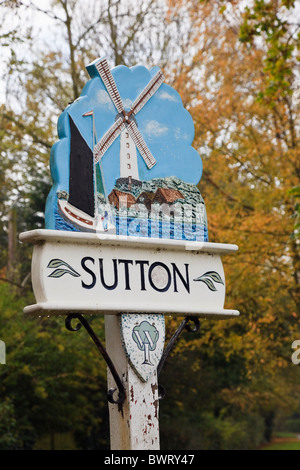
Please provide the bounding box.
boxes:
[93,58,165,181]
[57,58,164,234]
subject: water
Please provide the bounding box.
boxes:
[116,216,208,242]
[54,210,208,242]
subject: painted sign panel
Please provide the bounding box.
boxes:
[45,57,208,242]
[20,230,239,318]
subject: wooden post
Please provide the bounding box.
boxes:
[105,315,161,450]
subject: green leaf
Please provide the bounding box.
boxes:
[47,259,80,277]
[202,271,224,284]
[193,271,224,291]
[48,268,80,278]
[199,277,217,291]
[47,259,71,269]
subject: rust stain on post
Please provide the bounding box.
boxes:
[151,383,159,418]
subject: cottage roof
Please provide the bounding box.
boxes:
[109,189,136,201]
[154,187,183,203]
[108,189,136,208]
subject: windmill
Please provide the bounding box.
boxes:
[57,58,164,233]
[93,58,165,180]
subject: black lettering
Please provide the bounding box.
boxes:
[172,263,190,293]
[118,259,133,290]
[135,260,149,290]
[99,258,118,290]
[81,257,96,289]
[148,262,171,292]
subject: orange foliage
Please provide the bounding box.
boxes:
[164,0,300,416]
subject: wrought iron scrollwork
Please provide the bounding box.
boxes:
[65,314,199,404]
[157,316,200,400]
[65,314,125,405]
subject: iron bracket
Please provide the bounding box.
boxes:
[65,314,199,404]
[65,313,126,405]
[157,316,200,399]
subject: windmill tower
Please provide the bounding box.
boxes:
[120,130,139,180]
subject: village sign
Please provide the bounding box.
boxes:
[20,57,239,450]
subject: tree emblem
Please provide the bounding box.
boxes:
[132,321,159,366]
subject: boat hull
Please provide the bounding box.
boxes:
[58,199,116,234]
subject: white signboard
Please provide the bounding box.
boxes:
[20,229,239,318]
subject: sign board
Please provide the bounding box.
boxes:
[44,57,207,241]
[20,57,239,321]
[20,57,239,449]
[20,229,238,318]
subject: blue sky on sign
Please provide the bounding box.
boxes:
[48,60,203,204]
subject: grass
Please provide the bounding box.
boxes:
[276,432,297,438]
[261,441,300,450]
[260,433,300,450]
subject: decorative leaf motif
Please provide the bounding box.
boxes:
[47,259,72,270]
[203,271,224,284]
[47,259,80,278]
[193,271,224,291]
[199,277,217,291]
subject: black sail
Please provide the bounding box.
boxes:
[68,115,94,218]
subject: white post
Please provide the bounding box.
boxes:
[105,315,161,450]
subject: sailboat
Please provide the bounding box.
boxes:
[57,114,116,233]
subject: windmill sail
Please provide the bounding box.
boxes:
[68,115,94,218]
[94,117,125,163]
[130,70,164,115]
[94,58,161,170]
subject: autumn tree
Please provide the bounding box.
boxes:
[158,0,300,447]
